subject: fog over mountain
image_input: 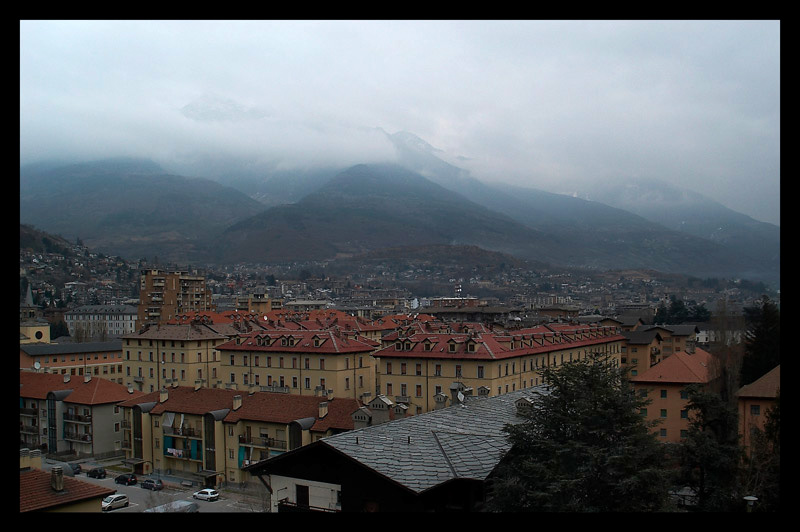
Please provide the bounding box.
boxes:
[20,20,780,226]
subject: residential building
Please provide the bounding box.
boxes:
[215,329,379,400]
[236,286,277,314]
[223,389,361,486]
[620,329,664,377]
[20,370,144,457]
[20,340,125,384]
[374,322,624,414]
[629,347,719,443]
[736,365,780,454]
[116,385,359,487]
[243,386,543,512]
[138,269,213,325]
[64,304,138,340]
[121,323,229,393]
[641,324,699,358]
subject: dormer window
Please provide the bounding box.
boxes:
[467,342,476,353]
[448,342,456,353]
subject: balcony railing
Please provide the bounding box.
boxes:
[164,426,202,438]
[20,407,38,417]
[63,413,92,423]
[238,434,286,450]
[20,424,39,434]
[64,431,92,443]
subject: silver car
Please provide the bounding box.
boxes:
[101,494,129,511]
[192,488,219,501]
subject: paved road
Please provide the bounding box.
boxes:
[76,473,268,513]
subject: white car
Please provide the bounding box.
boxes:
[192,488,220,501]
[102,494,129,511]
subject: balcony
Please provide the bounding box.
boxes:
[20,407,38,417]
[63,412,92,423]
[20,424,39,435]
[164,426,202,438]
[64,431,92,443]
[238,434,286,450]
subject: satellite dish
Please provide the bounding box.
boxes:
[33,361,41,371]
[457,391,465,403]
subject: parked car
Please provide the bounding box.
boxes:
[115,473,137,485]
[69,463,82,475]
[140,479,164,491]
[101,494,129,511]
[192,488,220,501]
[86,466,107,479]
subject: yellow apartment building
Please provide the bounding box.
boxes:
[20,341,125,384]
[736,365,780,454]
[122,323,229,393]
[641,324,699,358]
[374,323,625,414]
[117,384,359,488]
[215,329,380,400]
[629,347,718,443]
[620,330,664,378]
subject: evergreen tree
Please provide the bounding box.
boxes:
[740,296,780,386]
[678,384,742,511]
[488,356,673,512]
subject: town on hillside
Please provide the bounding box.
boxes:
[20,235,780,513]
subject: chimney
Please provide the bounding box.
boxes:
[318,401,329,419]
[84,375,92,383]
[233,394,242,411]
[127,385,134,394]
[51,466,64,492]
[159,387,168,403]
[63,374,70,383]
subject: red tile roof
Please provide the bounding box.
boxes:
[376,325,624,361]
[19,370,145,404]
[630,347,717,384]
[116,385,359,432]
[737,365,780,399]
[223,392,360,432]
[216,329,378,354]
[20,468,115,512]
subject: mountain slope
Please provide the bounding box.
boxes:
[20,158,267,262]
[387,131,779,284]
[214,163,566,263]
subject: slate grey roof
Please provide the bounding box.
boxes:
[319,386,547,494]
[20,340,122,355]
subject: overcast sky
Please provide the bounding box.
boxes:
[20,20,780,225]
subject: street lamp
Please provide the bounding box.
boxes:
[743,495,758,512]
